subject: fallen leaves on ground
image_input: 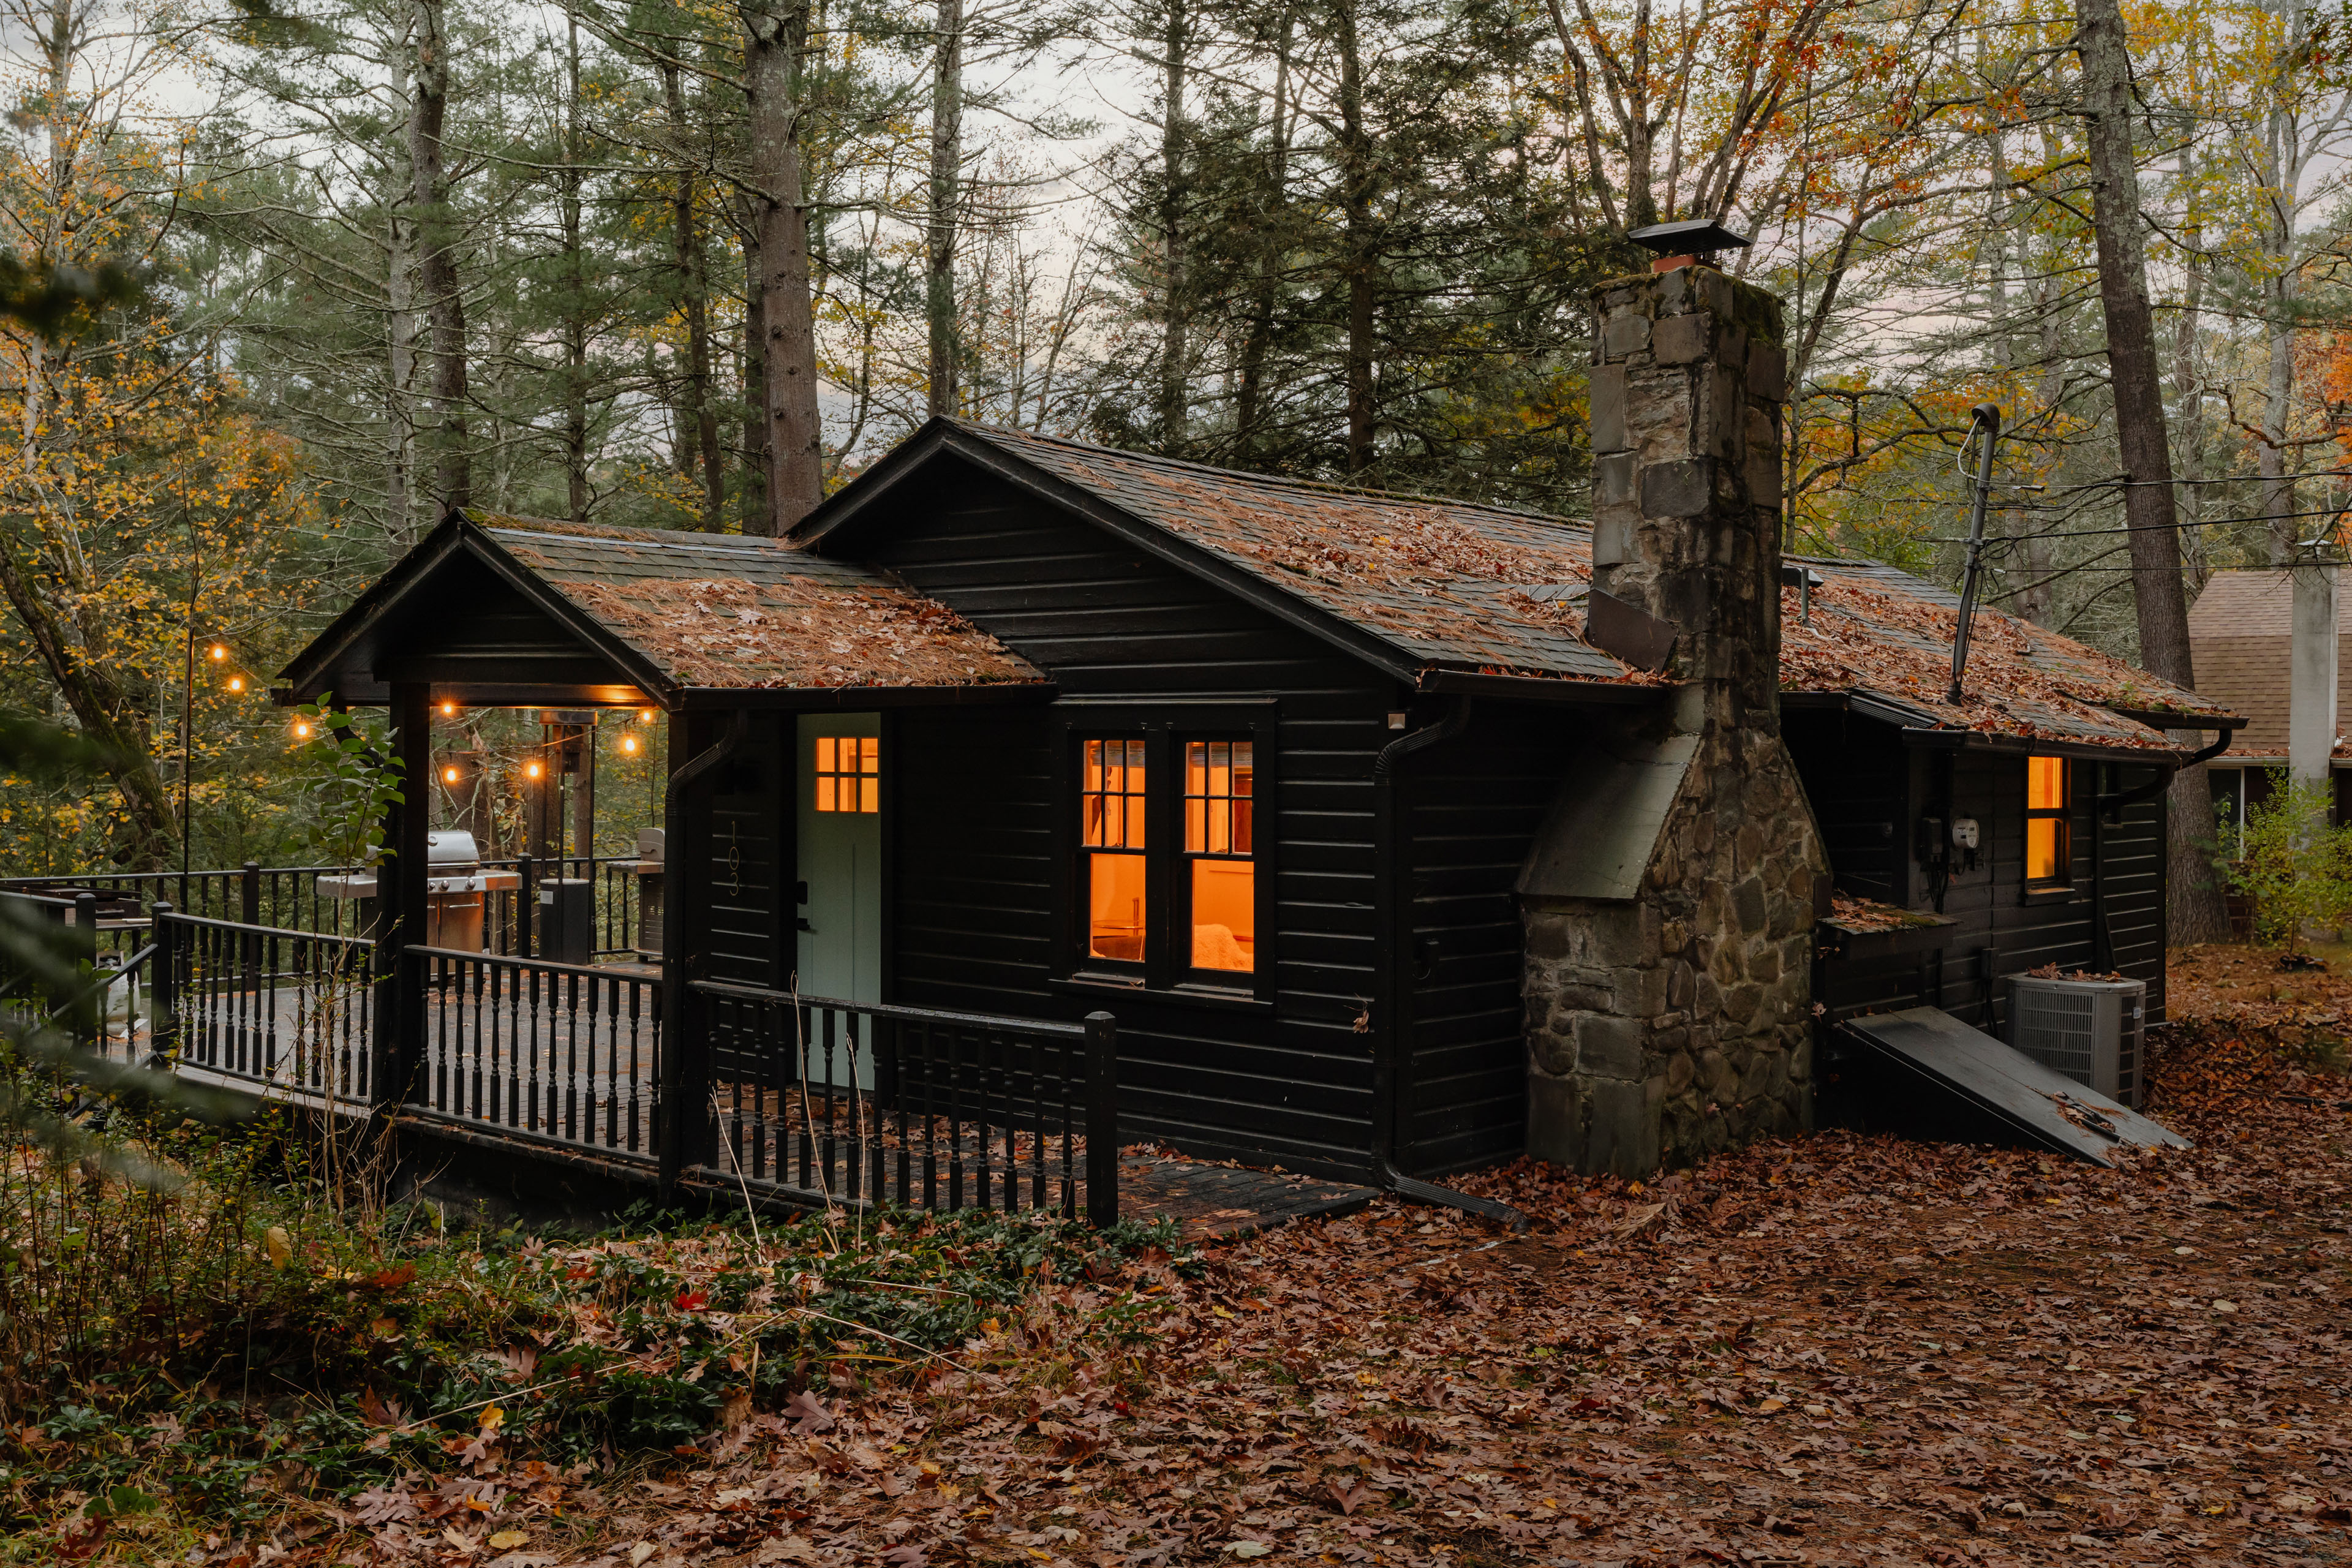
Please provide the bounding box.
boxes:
[154,952,2352,1566]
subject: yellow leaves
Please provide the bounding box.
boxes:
[263,1226,292,1269]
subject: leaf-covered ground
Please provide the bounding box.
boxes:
[100,951,2352,1565]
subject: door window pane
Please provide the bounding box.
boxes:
[813,736,880,814]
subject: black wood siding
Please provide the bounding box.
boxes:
[1796,722,2171,1104]
[870,475,1399,1179]
[1400,703,1580,1174]
[706,718,786,990]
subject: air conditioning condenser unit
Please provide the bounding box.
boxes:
[2007,974,2147,1107]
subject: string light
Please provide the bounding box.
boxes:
[638,709,655,723]
[209,644,227,662]
[620,735,639,755]
[525,761,543,779]
[440,701,456,717]
[226,675,245,693]
[443,766,461,784]
[292,720,313,740]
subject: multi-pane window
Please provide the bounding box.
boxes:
[2026,755,2069,886]
[813,736,880,813]
[1185,741,1254,972]
[1082,739,1149,962]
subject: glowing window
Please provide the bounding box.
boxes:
[814,735,879,813]
[1082,740,1148,962]
[1185,741,1254,972]
[2026,755,2069,886]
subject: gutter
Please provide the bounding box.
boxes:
[2096,727,2234,823]
[1368,696,1531,1232]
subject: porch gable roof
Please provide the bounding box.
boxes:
[276,513,1047,706]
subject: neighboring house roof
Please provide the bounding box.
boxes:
[477,517,1045,691]
[798,420,2235,752]
[2185,568,2345,755]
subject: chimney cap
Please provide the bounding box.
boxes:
[1626,219,1752,257]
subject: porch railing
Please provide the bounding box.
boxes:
[406,946,660,1158]
[156,909,377,1105]
[10,900,1119,1226]
[689,980,1119,1227]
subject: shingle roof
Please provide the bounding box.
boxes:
[473,514,1046,691]
[906,423,2232,749]
[2185,570,2340,755]
[1782,556,2233,750]
[942,423,1630,682]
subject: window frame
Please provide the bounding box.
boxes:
[2023,753,2072,891]
[1052,703,1278,1006]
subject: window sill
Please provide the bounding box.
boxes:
[1051,973,1275,1014]
[2021,884,2076,906]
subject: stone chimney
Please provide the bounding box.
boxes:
[1517,263,1831,1175]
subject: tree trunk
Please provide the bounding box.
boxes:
[410,0,470,513]
[1334,0,1374,474]
[741,0,824,534]
[386,159,418,543]
[1233,10,1294,467]
[2260,280,2295,563]
[927,0,962,418]
[738,209,767,532]
[560,5,589,524]
[664,62,724,530]
[0,533,178,867]
[2076,0,2228,946]
[1157,0,1189,447]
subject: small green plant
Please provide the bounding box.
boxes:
[2217,769,2352,953]
[290,698,404,869]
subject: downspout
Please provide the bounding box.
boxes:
[1369,695,1529,1231]
[657,707,750,1196]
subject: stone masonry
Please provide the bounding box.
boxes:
[1522,263,1831,1175]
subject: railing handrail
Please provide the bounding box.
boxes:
[409,943,645,982]
[0,887,79,910]
[687,976,1090,1039]
[0,865,360,888]
[157,909,377,949]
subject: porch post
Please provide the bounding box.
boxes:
[372,683,433,1112]
[658,709,747,1196]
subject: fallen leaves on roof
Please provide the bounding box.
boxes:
[554,575,1044,690]
[963,424,1623,681]
[1781,567,2231,750]
[1822,892,1952,934]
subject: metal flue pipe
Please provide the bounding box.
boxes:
[1946,403,2003,707]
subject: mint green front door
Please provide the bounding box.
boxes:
[796,713,882,1019]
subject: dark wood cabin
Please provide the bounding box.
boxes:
[279,418,2239,1189]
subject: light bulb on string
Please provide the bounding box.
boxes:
[440,701,456,717]
[226,676,245,693]
[292,720,313,740]
[443,766,461,785]
[209,644,227,662]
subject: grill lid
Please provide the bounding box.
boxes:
[426,830,481,867]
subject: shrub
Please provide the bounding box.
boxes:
[2218,769,2352,952]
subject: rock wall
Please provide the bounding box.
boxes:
[1522,263,1831,1175]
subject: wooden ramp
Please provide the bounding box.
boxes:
[1839,1006,2189,1167]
